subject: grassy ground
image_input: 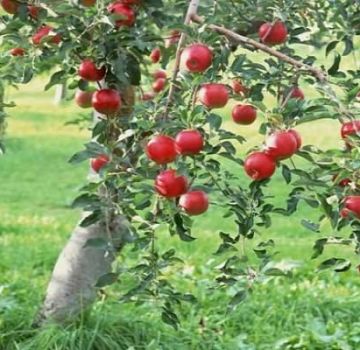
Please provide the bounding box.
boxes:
[0,78,359,350]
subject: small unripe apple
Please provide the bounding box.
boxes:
[153,69,167,80]
[91,154,109,173]
[146,135,177,164]
[32,25,61,46]
[107,2,135,27]
[78,59,106,82]
[258,20,288,45]
[180,43,213,73]
[75,90,94,108]
[10,47,25,56]
[341,196,360,218]
[175,129,203,155]
[288,129,302,150]
[80,0,96,7]
[198,83,229,109]
[232,104,257,125]
[244,152,276,180]
[155,169,188,198]
[142,91,155,101]
[265,131,298,160]
[179,191,209,216]
[289,86,305,100]
[150,48,161,63]
[152,78,166,93]
[92,89,121,115]
[1,0,18,14]
[232,80,247,95]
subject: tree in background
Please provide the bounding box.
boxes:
[0,0,359,328]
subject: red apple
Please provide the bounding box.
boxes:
[152,78,166,93]
[78,59,106,82]
[28,5,39,19]
[142,91,155,101]
[232,80,247,95]
[179,191,209,215]
[181,43,213,73]
[333,174,351,187]
[75,90,94,108]
[32,25,61,46]
[198,83,229,109]
[150,48,161,63]
[232,104,257,125]
[244,152,276,180]
[165,30,180,48]
[265,131,298,160]
[10,47,25,56]
[341,120,360,140]
[146,135,177,164]
[288,129,302,149]
[92,89,121,115]
[153,69,167,80]
[175,129,203,155]
[155,169,188,198]
[289,86,305,100]
[91,154,109,173]
[341,196,360,218]
[258,20,288,45]
[80,0,96,6]
[107,2,135,27]
[1,0,18,14]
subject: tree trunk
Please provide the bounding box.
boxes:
[35,215,128,325]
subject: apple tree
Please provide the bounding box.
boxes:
[0,0,359,327]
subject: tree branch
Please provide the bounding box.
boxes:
[163,0,200,118]
[192,15,327,83]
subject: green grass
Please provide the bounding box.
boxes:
[0,78,359,350]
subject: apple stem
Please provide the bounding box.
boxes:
[163,0,200,119]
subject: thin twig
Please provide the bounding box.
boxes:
[191,15,327,82]
[163,0,200,118]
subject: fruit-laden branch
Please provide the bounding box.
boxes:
[191,15,327,83]
[164,0,200,117]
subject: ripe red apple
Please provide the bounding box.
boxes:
[175,129,203,155]
[150,48,161,63]
[165,30,180,48]
[75,90,94,108]
[92,89,121,115]
[1,0,18,14]
[146,135,177,164]
[78,59,106,82]
[32,25,61,46]
[80,0,96,6]
[91,154,110,173]
[289,86,305,100]
[142,91,155,101]
[28,5,39,19]
[232,104,257,125]
[341,196,360,218]
[155,169,188,198]
[10,47,25,56]
[265,131,298,160]
[180,43,213,73]
[288,129,302,150]
[107,2,135,27]
[232,80,247,95]
[179,191,209,216]
[341,120,360,139]
[244,152,276,180]
[198,83,229,109]
[152,78,166,93]
[153,69,167,80]
[258,20,288,45]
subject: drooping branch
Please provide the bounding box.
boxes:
[164,0,200,117]
[191,15,327,83]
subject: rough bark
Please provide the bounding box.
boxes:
[35,215,128,325]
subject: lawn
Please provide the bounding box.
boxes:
[0,77,359,350]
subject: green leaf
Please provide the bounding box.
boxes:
[301,219,320,233]
[161,307,179,330]
[45,71,67,91]
[83,237,108,249]
[173,214,196,242]
[325,40,339,56]
[95,272,118,287]
[328,53,341,76]
[228,290,247,311]
[80,210,102,227]
[317,258,351,272]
